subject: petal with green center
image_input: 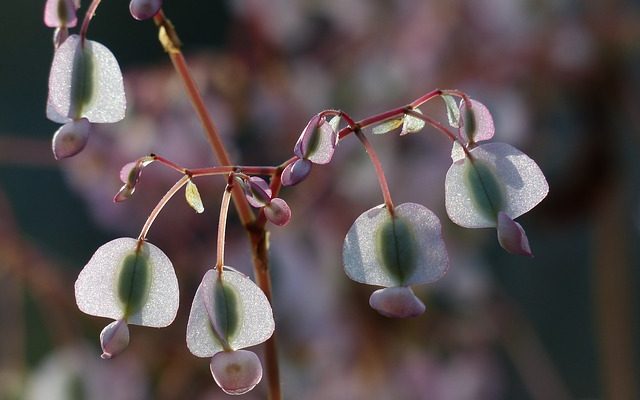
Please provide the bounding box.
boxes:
[47,35,126,124]
[445,143,548,228]
[343,203,448,287]
[186,269,275,357]
[74,238,179,327]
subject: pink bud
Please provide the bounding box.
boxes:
[51,118,91,160]
[44,0,78,28]
[129,0,163,20]
[264,198,291,226]
[210,350,263,395]
[100,319,130,359]
[244,177,272,208]
[497,211,533,257]
[281,158,312,186]
[369,286,426,318]
[293,114,337,164]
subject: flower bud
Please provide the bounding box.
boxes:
[51,118,91,159]
[281,158,312,186]
[369,286,425,318]
[264,198,291,226]
[293,114,337,164]
[100,319,130,359]
[497,211,533,257]
[243,177,272,208]
[210,350,263,395]
[129,0,163,21]
[44,0,78,28]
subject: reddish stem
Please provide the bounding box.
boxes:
[215,180,234,274]
[79,0,102,46]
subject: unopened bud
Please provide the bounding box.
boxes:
[100,319,130,359]
[51,118,91,159]
[369,286,425,318]
[264,198,291,226]
[497,211,533,257]
[243,177,272,208]
[129,0,163,21]
[281,158,312,186]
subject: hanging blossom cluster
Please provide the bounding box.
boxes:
[43,0,548,396]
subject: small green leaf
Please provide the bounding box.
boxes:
[441,94,460,128]
[376,215,418,285]
[372,118,403,135]
[117,246,152,318]
[213,278,241,342]
[401,109,425,135]
[463,158,504,221]
[185,179,204,213]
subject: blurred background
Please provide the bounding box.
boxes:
[1,0,639,399]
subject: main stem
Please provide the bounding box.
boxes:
[153,11,281,399]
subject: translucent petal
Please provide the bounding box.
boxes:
[44,0,78,28]
[372,118,403,135]
[294,115,337,164]
[186,269,275,357]
[459,99,494,143]
[445,143,549,228]
[48,35,126,123]
[185,180,205,213]
[343,203,449,287]
[75,238,179,327]
[400,109,425,136]
[46,100,71,124]
[210,350,262,395]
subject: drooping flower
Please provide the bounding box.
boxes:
[75,238,179,358]
[282,113,340,186]
[47,34,126,159]
[445,142,548,256]
[343,203,449,317]
[241,176,292,226]
[186,268,275,395]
